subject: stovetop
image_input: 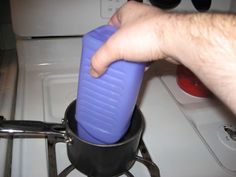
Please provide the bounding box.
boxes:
[9,37,236,177]
[0,0,234,176]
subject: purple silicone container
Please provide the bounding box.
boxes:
[76,25,145,144]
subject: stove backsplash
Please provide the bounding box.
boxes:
[10,0,235,38]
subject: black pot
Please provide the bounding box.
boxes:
[65,101,144,177]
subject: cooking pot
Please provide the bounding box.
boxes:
[0,100,159,177]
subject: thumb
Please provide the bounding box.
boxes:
[90,33,121,77]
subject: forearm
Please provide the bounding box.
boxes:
[162,12,236,114]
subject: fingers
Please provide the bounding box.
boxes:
[108,1,141,27]
[90,36,120,77]
[90,3,125,77]
[109,12,121,27]
[90,1,156,77]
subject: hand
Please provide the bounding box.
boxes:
[90,1,236,115]
[90,1,175,77]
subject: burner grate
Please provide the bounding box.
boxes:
[47,139,160,177]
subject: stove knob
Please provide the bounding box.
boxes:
[149,0,181,10]
[176,65,211,98]
[218,125,236,150]
[0,116,5,121]
[224,126,236,141]
[128,0,143,2]
[191,0,212,12]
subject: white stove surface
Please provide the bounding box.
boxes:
[11,37,236,177]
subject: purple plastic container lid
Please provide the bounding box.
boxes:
[76,25,145,144]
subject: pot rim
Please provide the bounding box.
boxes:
[65,100,145,148]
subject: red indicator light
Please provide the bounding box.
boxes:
[176,65,211,98]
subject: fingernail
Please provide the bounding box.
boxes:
[90,66,100,78]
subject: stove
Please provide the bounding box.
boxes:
[2,0,236,177]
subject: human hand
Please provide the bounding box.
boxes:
[90,1,236,115]
[90,1,175,77]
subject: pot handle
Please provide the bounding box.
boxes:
[0,116,66,141]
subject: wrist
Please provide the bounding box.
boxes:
[157,12,212,70]
[153,11,186,63]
